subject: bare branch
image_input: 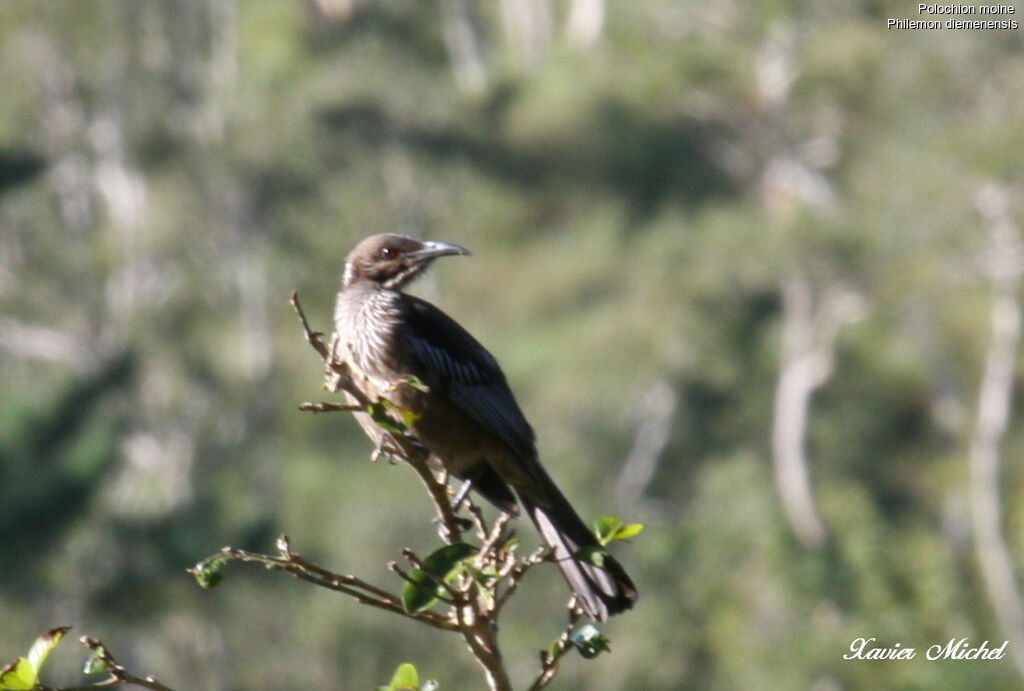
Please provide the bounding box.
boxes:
[297,401,362,413]
[198,543,457,631]
[290,291,331,360]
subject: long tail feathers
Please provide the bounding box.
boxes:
[518,488,638,622]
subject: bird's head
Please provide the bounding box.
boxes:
[342,234,471,290]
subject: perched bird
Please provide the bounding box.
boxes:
[333,233,637,621]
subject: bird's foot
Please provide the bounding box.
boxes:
[370,437,402,464]
[451,479,474,513]
[434,516,473,544]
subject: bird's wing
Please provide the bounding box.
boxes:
[400,296,537,461]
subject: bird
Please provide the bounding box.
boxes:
[332,233,637,622]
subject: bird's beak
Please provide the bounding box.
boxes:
[410,240,472,260]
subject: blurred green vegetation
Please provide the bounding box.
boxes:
[1,0,1023,689]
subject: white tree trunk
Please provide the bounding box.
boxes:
[772,273,863,547]
[970,184,1024,680]
[441,0,489,94]
[565,0,605,48]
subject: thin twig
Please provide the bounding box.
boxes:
[479,513,513,559]
[203,545,456,631]
[527,607,582,691]
[297,401,362,413]
[38,636,177,691]
[465,498,490,540]
[290,291,330,359]
[496,546,549,615]
[388,561,459,605]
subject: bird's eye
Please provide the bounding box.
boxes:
[379,246,398,259]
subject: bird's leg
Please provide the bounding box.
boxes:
[371,436,402,463]
[434,516,473,543]
[452,479,474,513]
[424,470,471,541]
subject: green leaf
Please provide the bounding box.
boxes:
[1,625,72,690]
[592,515,645,545]
[400,374,431,393]
[464,566,489,585]
[27,626,70,674]
[477,563,500,578]
[190,556,227,589]
[570,624,612,659]
[0,658,35,690]
[382,399,421,429]
[83,646,108,675]
[401,542,477,613]
[574,545,608,568]
[592,515,624,546]
[390,662,419,689]
[380,662,419,690]
[367,401,408,434]
[367,397,424,431]
[611,523,645,542]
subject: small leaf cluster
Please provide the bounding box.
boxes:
[189,555,228,589]
[576,515,645,568]
[569,624,612,660]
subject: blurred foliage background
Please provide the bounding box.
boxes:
[2,0,1023,689]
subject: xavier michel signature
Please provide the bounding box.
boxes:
[845,637,1008,661]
